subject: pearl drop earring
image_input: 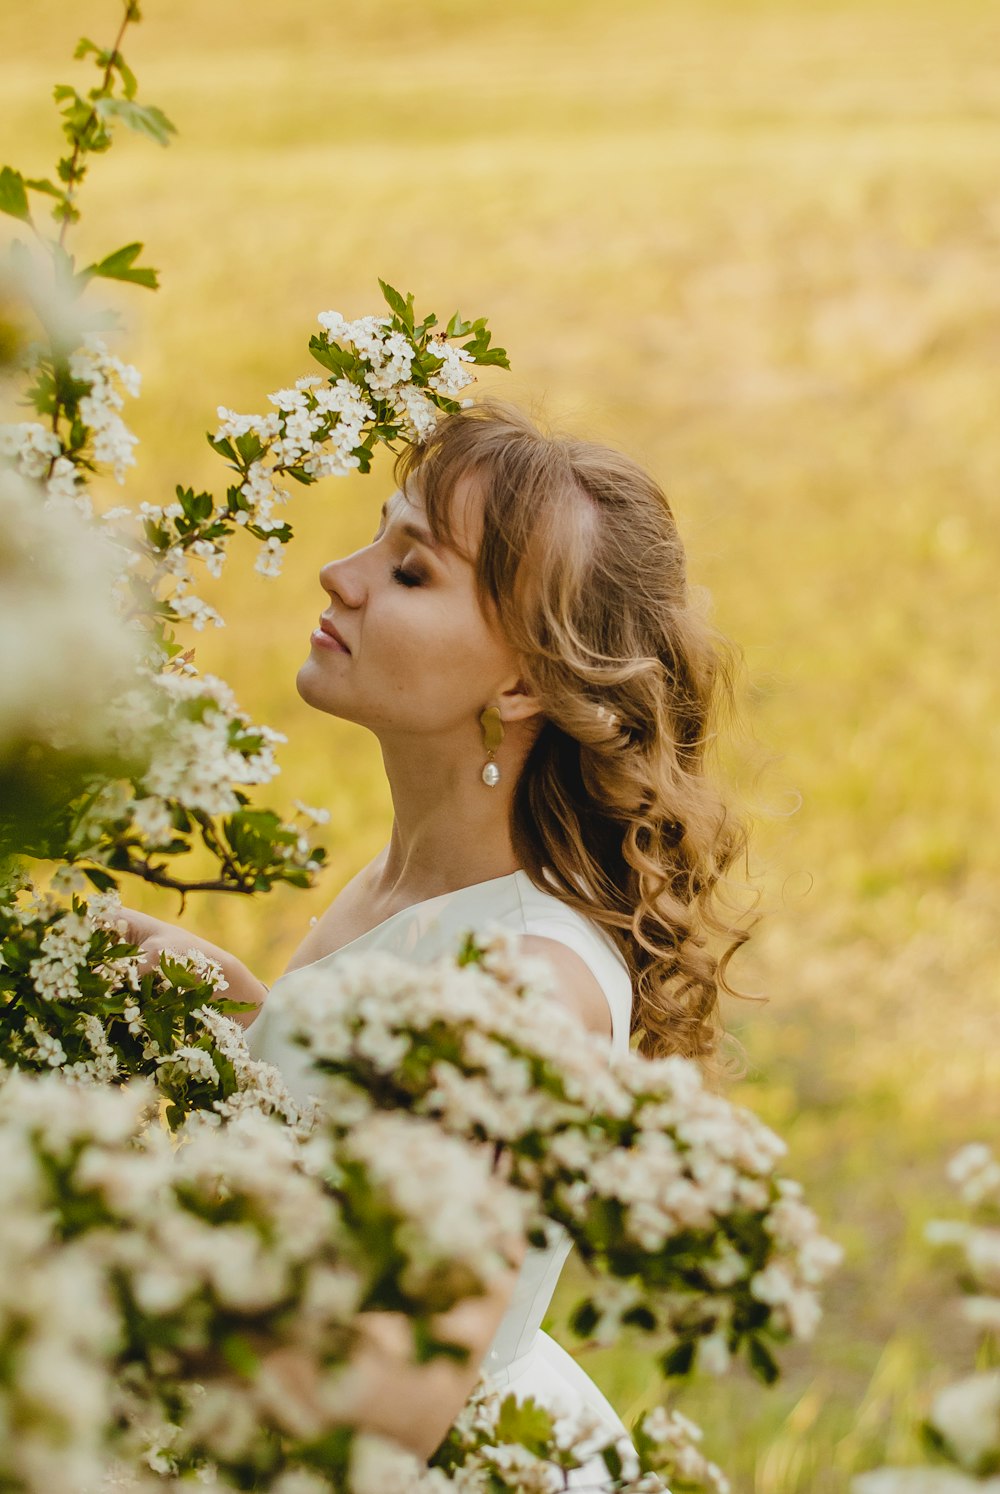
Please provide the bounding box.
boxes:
[479,705,504,787]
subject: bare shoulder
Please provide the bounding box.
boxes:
[516,934,613,1043]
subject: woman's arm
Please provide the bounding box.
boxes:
[116,906,268,1028]
[337,1277,519,1458]
[256,1242,524,1461]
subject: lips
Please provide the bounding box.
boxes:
[318,616,351,653]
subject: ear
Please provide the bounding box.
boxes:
[496,672,544,724]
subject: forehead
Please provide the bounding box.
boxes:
[387,471,483,563]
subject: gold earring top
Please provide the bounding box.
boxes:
[480,705,504,752]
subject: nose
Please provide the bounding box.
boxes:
[319,552,364,607]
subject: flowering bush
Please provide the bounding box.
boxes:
[264,924,844,1386]
[853,1144,1000,1494]
[0,0,507,1110]
[0,884,311,1130]
[0,8,843,1492]
[0,1069,529,1491]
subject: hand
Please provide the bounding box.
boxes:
[110,906,267,1025]
[113,905,173,975]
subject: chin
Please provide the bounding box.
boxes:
[295,659,327,710]
[295,659,353,721]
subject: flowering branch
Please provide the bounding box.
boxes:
[266,925,844,1386]
[0,9,508,901]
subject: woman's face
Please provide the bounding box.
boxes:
[297,472,526,739]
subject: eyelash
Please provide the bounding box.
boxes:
[372,526,424,588]
[391,563,423,588]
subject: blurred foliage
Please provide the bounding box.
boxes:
[3,0,998,1488]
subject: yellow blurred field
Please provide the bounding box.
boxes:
[3,0,999,1487]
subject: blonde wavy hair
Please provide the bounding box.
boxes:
[395,399,758,1067]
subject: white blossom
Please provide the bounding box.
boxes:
[27,908,95,1004]
[948,1144,1000,1211]
[426,340,475,397]
[930,1371,1000,1474]
[961,1296,1000,1332]
[255,536,285,577]
[853,1471,1000,1494]
[0,469,140,755]
[395,382,439,442]
[69,334,142,483]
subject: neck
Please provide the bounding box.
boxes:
[369,724,535,903]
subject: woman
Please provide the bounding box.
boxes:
[127,399,753,1478]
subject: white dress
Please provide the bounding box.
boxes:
[247,868,637,1485]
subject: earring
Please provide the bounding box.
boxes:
[479,705,504,787]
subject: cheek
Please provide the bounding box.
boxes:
[366,593,457,690]
[376,596,498,697]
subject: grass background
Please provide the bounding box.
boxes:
[3,1,1000,1487]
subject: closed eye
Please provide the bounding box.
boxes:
[391,564,423,588]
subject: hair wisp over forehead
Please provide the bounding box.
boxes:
[395,400,758,1070]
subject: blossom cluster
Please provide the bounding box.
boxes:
[86,285,508,640]
[0,281,502,891]
[0,883,306,1130]
[0,319,327,895]
[205,282,508,587]
[0,331,141,510]
[0,1070,526,1492]
[853,1144,1000,1494]
[0,867,769,1491]
[41,669,328,896]
[2,238,501,895]
[0,895,823,1492]
[0,468,140,813]
[436,1383,731,1493]
[931,1143,1000,1322]
[262,923,844,1381]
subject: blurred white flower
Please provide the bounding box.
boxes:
[0,469,141,758]
[930,1371,1000,1474]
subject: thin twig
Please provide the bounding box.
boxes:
[123,857,256,896]
[57,0,135,250]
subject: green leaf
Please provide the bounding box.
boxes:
[494,1394,555,1454]
[219,1333,260,1377]
[378,278,414,329]
[23,176,64,203]
[660,1339,696,1378]
[93,97,177,147]
[472,345,510,369]
[602,1443,624,1481]
[0,167,30,223]
[114,55,139,101]
[283,465,314,486]
[235,431,264,466]
[206,433,237,462]
[80,241,158,290]
[74,37,107,64]
[621,1303,658,1331]
[747,1335,780,1385]
[570,1299,600,1337]
[308,334,355,374]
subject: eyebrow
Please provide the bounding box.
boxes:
[379,499,443,554]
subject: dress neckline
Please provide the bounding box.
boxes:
[285,868,527,978]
